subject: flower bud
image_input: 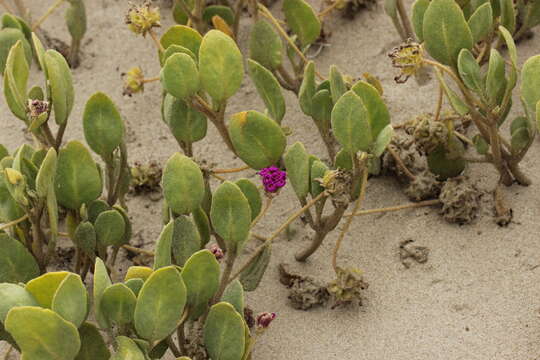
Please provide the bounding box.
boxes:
[123,66,145,96]
[125,1,161,36]
[209,244,224,260]
[256,312,276,328]
[27,99,49,118]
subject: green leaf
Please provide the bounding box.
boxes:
[101,283,136,325]
[499,0,515,34]
[56,141,102,210]
[298,61,316,116]
[228,111,286,169]
[284,142,311,199]
[351,81,391,139]
[0,283,38,323]
[124,279,144,297]
[181,249,220,319]
[472,134,489,154]
[282,0,321,47]
[412,0,430,41]
[329,65,347,104]
[485,49,507,106]
[160,25,202,57]
[95,209,126,247]
[331,90,372,153]
[520,55,540,117]
[0,233,39,283]
[310,159,328,197]
[3,39,29,121]
[51,273,88,328]
[44,50,74,125]
[203,5,235,24]
[247,59,286,124]
[234,178,262,222]
[65,0,87,42]
[311,89,333,131]
[222,280,244,314]
[83,92,125,158]
[199,30,243,102]
[427,139,466,179]
[204,302,246,360]
[371,124,394,157]
[457,48,484,94]
[498,26,516,67]
[154,220,174,270]
[5,306,80,360]
[161,53,200,99]
[163,93,207,144]
[73,221,96,261]
[35,148,57,198]
[467,2,492,42]
[134,266,187,343]
[162,153,205,215]
[172,215,201,266]
[110,336,146,360]
[93,258,112,329]
[210,181,251,254]
[249,19,283,71]
[162,44,197,66]
[192,207,211,246]
[75,322,110,360]
[423,0,473,67]
[239,244,271,292]
[125,266,153,282]
[0,28,31,75]
[510,116,533,153]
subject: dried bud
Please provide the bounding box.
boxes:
[258,166,287,194]
[27,99,49,118]
[125,1,161,36]
[5,168,23,185]
[209,244,224,260]
[256,312,276,328]
[123,67,145,96]
[388,39,424,84]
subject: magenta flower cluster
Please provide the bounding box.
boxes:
[258,166,286,193]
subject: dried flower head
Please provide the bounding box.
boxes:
[27,99,49,118]
[327,266,368,308]
[259,166,287,194]
[123,67,145,96]
[125,1,161,36]
[209,244,224,260]
[389,39,424,83]
[318,169,351,206]
[256,312,276,328]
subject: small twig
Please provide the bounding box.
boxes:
[318,1,340,19]
[395,0,415,40]
[32,0,66,31]
[434,84,444,122]
[142,76,160,83]
[345,199,441,217]
[3,345,13,360]
[210,173,226,181]
[0,0,14,13]
[0,214,29,231]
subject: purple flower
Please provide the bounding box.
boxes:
[258,166,286,193]
[256,312,276,328]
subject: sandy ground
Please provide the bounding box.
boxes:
[1,0,540,359]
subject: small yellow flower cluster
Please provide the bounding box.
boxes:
[388,39,424,84]
[125,1,161,37]
[122,67,145,96]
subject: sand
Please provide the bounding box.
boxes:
[1,0,540,359]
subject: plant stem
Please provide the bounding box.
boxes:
[122,244,154,256]
[318,1,341,19]
[212,165,250,174]
[142,76,160,83]
[395,0,414,40]
[167,336,182,357]
[68,38,80,68]
[0,214,29,231]
[13,0,29,21]
[32,0,66,31]
[55,122,67,150]
[229,191,327,282]
[232,0,244,39]
[387,147,416,181]
[345,199,441,217]
[331,168,368,271]
[214,251,236,303]
[0,0,14,14]
[258,4,324,80]
[434,84,443,122]
[251,197,273,228]
[148,29,165,52]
